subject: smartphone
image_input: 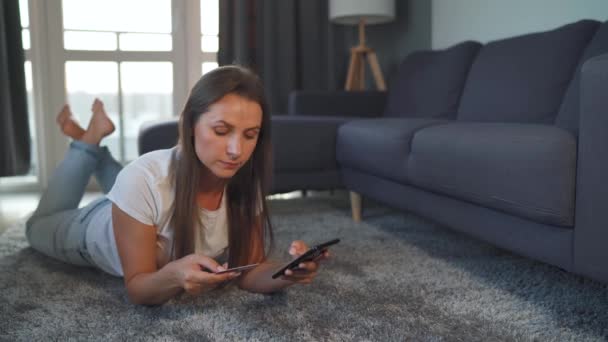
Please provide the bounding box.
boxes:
[271,238,340,279]
[214,263,259,274]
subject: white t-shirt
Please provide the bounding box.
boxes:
[85,147,229,277]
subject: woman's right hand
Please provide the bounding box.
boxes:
[167,254,241,296]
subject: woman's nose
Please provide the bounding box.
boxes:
[227,137,242,158]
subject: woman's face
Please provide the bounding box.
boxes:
[193,93,263,181]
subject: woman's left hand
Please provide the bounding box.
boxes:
[280,240,330,284]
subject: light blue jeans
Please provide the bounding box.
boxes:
[26,141,122,267]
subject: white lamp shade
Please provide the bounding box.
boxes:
[329,0,395,25]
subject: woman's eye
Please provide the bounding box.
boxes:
[245,133,258,140]
[214,129,228,135]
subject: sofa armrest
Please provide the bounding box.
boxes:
[574,53,608,283]
[138,118,178,155]
[272,115,351,171]
[271,115,352,193]
[288,90,386,118]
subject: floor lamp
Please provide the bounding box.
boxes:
[330,0,394,221]
[330,0,395,91]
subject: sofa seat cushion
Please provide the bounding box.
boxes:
[407,123,576,227]
[337,118,449,183]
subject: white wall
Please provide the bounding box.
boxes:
[432,0,608,49]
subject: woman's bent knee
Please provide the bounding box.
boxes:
[25,215,39,243]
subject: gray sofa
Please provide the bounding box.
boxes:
[138,20,608,284]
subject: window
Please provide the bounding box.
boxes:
[20,0,36,176]
[201,0,219,74]
[20,0,30,50]
[62,0,174,163]
[62,0,172,52]
[2,0,219,190]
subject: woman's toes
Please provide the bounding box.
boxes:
[56,105,71,125]
[88,99,115,138]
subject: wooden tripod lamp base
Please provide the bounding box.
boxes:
[345,19,387,91]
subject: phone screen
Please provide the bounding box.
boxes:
[215,263,259,274]
[271,238,340,279]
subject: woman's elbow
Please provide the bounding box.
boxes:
[125,289,166,306]
[124,280,167,306]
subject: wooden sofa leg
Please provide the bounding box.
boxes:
[350,191,362,222]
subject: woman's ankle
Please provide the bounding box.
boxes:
[79,130,103,146]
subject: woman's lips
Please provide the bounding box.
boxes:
[220,161,240,169]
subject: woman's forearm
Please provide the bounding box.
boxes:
[237,262,293,293]
[125,266,183,305]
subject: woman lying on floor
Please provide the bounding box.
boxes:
[26,65,329,305]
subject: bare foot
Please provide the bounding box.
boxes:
[56,104,86,140]
[80,98,116,145]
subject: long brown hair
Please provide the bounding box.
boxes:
[170,65,273,266]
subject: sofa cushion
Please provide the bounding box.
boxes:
[337,118,449,183]
[556,20,608,136]
[407,123,576,227]
[457,20,599,123]
[384,41,481,119]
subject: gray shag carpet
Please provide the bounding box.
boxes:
[1,194,608,341]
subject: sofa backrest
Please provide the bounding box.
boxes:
[456,20,599,124]
[383,41,481,119]
[555,20,608,136]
